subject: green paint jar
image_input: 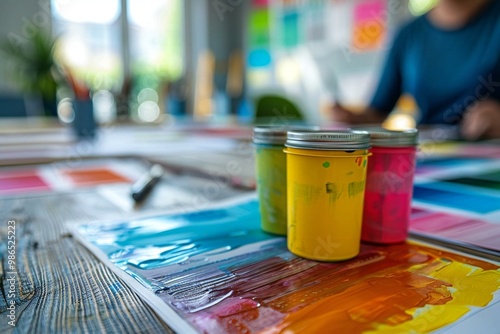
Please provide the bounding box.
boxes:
[254,127,289,235]
[253,126,317,235]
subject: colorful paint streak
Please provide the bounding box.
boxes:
[75,199,500,334]
[176,244,498,334]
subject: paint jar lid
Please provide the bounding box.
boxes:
[285,130,371,150]
[354,127,419,147]
[253,125,319,145]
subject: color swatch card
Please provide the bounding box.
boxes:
[410,207,500,258]
[419,141,500,160]
[0,159,144,196]
[411,150,500,255]
[71,195,500,334]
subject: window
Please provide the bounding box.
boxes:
[51,0,184,123]
[127,0,184,122]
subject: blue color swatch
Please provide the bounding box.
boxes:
[413,184,500,214]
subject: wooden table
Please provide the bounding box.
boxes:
[0,189,175,333]
[0,123,254,333]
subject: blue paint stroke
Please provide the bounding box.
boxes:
[78,200,277,271]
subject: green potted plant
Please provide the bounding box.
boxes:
[1,29,61,117]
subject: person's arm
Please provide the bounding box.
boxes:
[331,27,406,124]
[331,103,386,124]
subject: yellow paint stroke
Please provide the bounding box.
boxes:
[366,305,470,333]
[366,259,500,333]
[274,246,500,334]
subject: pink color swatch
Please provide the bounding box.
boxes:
[0,171,51,194]
[354,0,386,23]
[410,208,500,252]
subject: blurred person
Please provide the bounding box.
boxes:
[332,0,500,140]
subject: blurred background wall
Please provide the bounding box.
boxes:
[0,0,434,123]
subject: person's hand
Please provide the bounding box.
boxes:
[331,102,355,123]
[330,102,386,124]
[461,99,500,140]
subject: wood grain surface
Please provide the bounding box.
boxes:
[0,191,174,333]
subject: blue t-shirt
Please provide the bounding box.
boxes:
[370,1,500,124]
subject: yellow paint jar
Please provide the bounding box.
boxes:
[284,130,370,261]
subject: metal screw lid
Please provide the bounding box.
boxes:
[253,125,319,145]
[354,127,418,147]
[285,130,371,150]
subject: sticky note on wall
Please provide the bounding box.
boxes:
[252,0,268,7]
[248,49,272,67]
[352,0,387,51]
[249,9,271,48]
[281,10,300,49]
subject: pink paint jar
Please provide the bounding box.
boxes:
[360,128,418,244]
